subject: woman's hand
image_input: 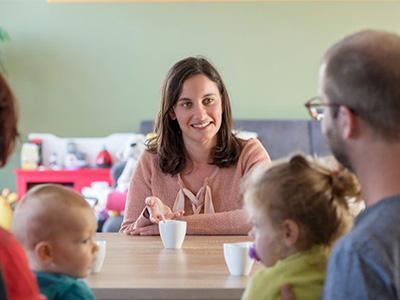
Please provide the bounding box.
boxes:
[126,196,185,235]
[145,196,184,224]
[125,224,159,236]
[135,223,159,236]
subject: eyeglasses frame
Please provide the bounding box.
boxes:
[304,96,342,121]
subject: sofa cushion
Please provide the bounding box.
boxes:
[139,121,155,136]
[234,120,311,160]
[139,119,329,160]
[309,121,331,157]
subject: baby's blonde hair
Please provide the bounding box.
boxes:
[13,184,92,251]
[243,154,361,249]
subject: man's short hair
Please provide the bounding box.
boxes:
[323,29,400,142]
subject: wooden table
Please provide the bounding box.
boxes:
[86,233,261,300]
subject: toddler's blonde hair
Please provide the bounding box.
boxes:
[243,154,361,249]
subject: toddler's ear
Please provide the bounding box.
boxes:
[35,241,54,263]
[281,219,299,248]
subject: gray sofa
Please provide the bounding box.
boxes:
[139,119,331,160]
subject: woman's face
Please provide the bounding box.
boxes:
[170,74,223,149]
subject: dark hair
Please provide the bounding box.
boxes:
[147,56,243,175]
[0,74,19,167]
[323,29,400,142]
[243,154,361,249]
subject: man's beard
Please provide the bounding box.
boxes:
[326,126,354,172]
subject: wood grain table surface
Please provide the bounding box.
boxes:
[86,233,261,300]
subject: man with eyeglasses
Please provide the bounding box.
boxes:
[282,29,400,300]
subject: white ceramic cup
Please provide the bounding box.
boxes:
[223,242,254,276]
[92,240,107,273]
[159,220,187,249]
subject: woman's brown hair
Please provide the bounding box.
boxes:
[243,154,361,249]
[0,74,19,167]
[147,56,243,175]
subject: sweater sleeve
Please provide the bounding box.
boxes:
[120,151,153,233]
[240,138,271,174]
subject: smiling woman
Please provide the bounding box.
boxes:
[120,56,271,236]
[170,74,223,152]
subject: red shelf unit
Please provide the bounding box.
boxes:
[15,168,112,197]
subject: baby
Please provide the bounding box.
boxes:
[241,154,360,300]
[12,184,98,300]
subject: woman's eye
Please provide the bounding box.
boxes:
[182,102,192,108]
[204,98,214,105]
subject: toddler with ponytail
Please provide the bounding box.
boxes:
[241,154,361,300]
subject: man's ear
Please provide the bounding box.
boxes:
[338,106,358,139]
[281,219,300,248]
[35,241,54,264]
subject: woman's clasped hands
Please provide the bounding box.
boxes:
[129,196,184,236]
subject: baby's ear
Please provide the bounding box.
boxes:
[35,241,54,263]
[281,219,300,248]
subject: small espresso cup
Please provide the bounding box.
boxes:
[91,240,107,273]
[159,220,187,249]
[223,242,254,276]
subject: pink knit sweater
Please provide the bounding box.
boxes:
[120,138,270,235]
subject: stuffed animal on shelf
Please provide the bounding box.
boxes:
[96,146,113,168]
[64,141,87,170]
[20,142,40,170]
[0,188,18,230]
[115,135,147,192]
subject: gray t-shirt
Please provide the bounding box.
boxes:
[322,195,400,300]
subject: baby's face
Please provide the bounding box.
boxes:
[50,207,98,278]
[249,211,285,268]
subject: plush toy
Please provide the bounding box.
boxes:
[64,141,87,169]
[0,188,18,230]
[96,146,113,168]
[115,136,146,192]
[98,134,147,232]
[20,143,40,170]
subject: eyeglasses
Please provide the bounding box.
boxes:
[304,96,341,121]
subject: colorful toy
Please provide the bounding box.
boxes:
[20,142,40,170]
[115,135,146,192]
[248,243,261,261]
[64,141,87,169]
[96,146,113,168]
[0,188,18,230]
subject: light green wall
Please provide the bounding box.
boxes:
[1,0,400,190]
